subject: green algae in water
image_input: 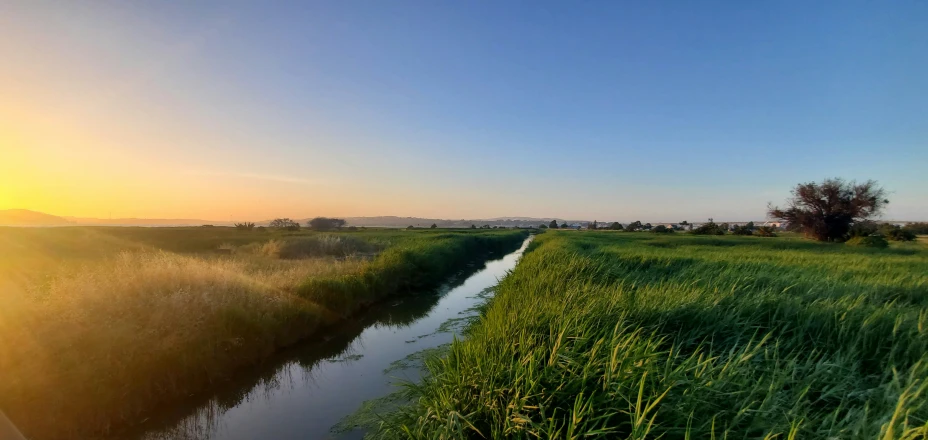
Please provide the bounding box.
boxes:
[333,286,502,437]
[330,389,410,436]
[383,344,450,375]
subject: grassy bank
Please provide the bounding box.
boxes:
[0,227,528,439]
[384,231,928,439]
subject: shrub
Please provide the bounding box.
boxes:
[608,222,623,230]
[234,222,255,231]
[845,235,888,248]
[880,224,916,242]
[692,220,726,235]
[652,225,673,233]
[849,222,914,242]
[269,218,300,231]
[849,221,879,238]
[753,226,777,237]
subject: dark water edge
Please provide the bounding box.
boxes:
[126,236,533,440]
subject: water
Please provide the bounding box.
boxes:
[133,236,533,440]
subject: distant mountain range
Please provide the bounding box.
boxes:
[332,216,574,228]
[0,209,73,226]
[0,210,218,226]
[62,216,221,227]
[0,210,576,228]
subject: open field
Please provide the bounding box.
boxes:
[385,231,928,439]
[0,226,528,440]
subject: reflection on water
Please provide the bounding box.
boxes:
[131,236,533,440]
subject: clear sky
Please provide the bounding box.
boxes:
[2,1,926,222]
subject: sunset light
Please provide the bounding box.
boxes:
[2,2,927,440]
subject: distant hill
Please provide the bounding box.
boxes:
[315,216,566,228]
[0,209,73,226]
[65,217,224,227]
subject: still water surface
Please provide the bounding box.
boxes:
[133,236,533,440]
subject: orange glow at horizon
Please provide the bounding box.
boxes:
[0,102,454,221]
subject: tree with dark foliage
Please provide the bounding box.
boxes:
[768,179,888,242]
[903,222,928,235]
[732,222,754,236]
[308,217,346,231]
[881,224,916,241]
[269,218,300,231]
[549,220,559,229]
[692,220,726,235]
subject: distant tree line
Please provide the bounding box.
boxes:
[902,222,928,235]
[262,217,349,232]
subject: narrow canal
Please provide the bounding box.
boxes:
[133,236,533,440]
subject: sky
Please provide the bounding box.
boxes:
[2,1,926,222]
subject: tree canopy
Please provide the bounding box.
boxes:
[307,217,346,231]
[269,218,300,231]
[769,178,888,242]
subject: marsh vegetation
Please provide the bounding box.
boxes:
[382,232,928,439]
[0,226,527,439]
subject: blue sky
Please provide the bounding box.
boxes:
[3,1,926,221]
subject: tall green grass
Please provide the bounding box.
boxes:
[382,232,928,439]
[0,227,527,439]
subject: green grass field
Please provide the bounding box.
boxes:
[0,226,528,440]
[384,231,928,439]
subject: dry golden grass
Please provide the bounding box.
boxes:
[0,250,367,438]
[0,227,528,439]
